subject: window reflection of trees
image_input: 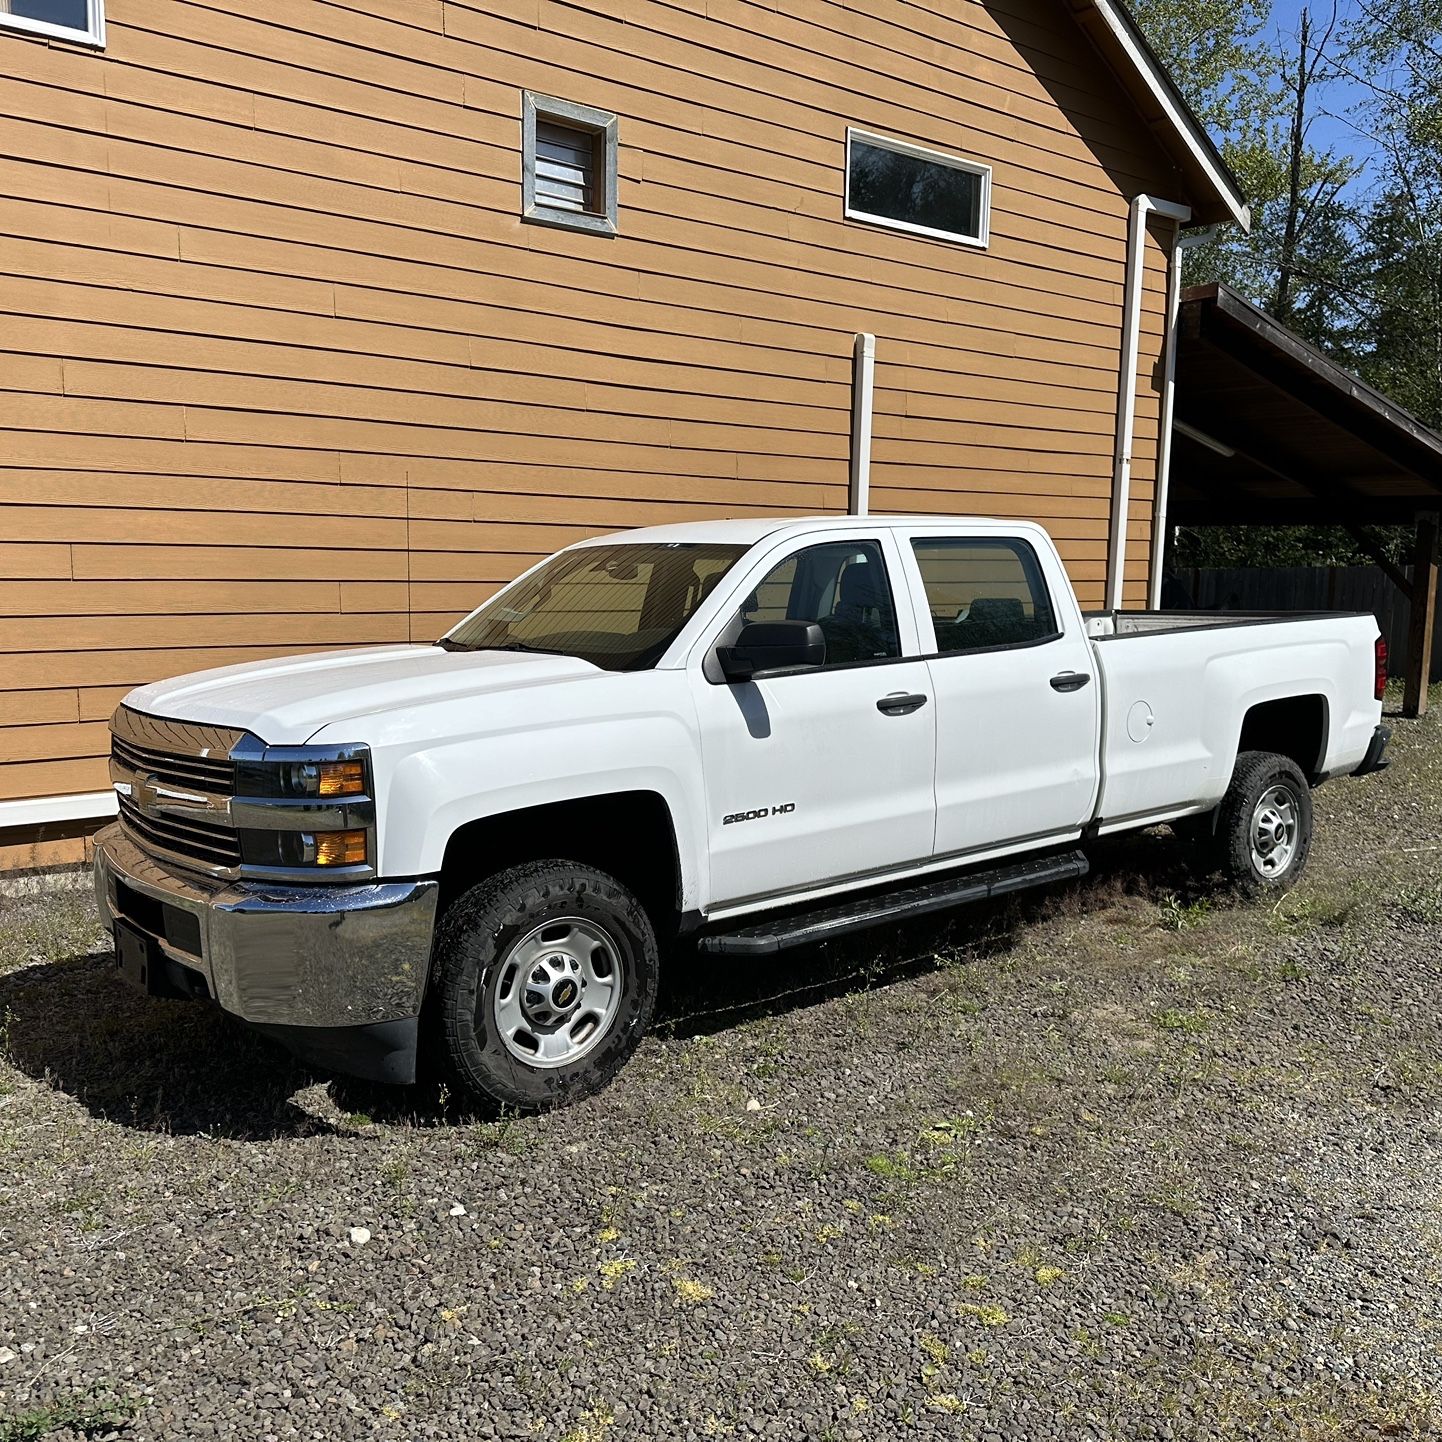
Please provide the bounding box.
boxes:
[850,141,980,237]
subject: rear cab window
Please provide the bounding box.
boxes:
[910,536,1060,654]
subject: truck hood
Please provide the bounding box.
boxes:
[122,644,602,744]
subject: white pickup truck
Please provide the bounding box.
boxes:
[95,516,1390,1108]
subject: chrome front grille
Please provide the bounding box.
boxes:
[110,706,246,875]
[112,734,235,796]
[118,796,242,870]
[109,708,241,797]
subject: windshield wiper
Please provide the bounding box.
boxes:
[434,639,559,657]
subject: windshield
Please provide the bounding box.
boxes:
[439,542,748,672]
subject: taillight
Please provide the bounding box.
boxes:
[1375,637,1388,701]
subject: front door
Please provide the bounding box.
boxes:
[899,529,1101,858]
[692,535,937,910]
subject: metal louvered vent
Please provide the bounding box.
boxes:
[534,119,598,214]
[523,95,617,236]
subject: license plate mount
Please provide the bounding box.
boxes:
[114,918,165,996]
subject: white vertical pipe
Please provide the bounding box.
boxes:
[1108,194,1190,612]
[849,332,876,517]
[1148,219,1187,609]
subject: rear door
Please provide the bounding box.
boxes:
[690,532,937,909]
[898,528,1100,859]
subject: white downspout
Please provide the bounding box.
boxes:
[849,332,876,517]
[1107,195,1191,612]
[1146,217,1188,609]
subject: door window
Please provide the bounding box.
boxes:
[912,538,1058,653]
[735,540,900,666]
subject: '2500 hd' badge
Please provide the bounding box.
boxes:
[722,803,796,825]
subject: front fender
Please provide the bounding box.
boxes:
[371,714,708,909]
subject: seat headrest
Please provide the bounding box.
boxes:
[966,596,1026,623]
[837,560,888,614]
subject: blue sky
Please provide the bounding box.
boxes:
[1264,0,1381,188]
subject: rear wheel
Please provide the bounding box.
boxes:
[429,860,659,1111]
[1211,750,1313,896]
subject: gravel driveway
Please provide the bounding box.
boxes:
[2,701,1440,1441]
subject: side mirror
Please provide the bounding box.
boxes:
[717,620,826,682]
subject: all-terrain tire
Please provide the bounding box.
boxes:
[429,860,659,1111]
[1211,750,1314,897]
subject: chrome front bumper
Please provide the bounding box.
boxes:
[93,823,439,1031]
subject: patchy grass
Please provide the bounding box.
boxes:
[1153,1007,1211,1035]
[1157,893,1211,932]
[0,1388,142,1442]
[671,1277,715,1305]
[0,688,1438,1441]
[1392,881,1442,926]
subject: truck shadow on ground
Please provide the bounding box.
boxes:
[0,952,341,1140]
[0,828,1202,1138]
[653,826,1200,1041]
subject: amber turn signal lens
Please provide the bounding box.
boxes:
[316,760,366,797]
[313,829,369,867]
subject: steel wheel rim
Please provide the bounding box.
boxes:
[492,916,625,1069]
[1249,783,1300,877]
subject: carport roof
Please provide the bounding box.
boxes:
[1169,283,1442,526]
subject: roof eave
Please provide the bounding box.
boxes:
[1068,0,1251,231]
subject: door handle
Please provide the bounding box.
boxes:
[877,692,928,716]
[1050,672,1091,693]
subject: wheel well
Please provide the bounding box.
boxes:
[437,791,682,936]
[1237,695,1327,781]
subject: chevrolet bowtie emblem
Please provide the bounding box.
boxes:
[134,773,162,814]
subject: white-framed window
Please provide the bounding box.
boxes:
[0,0,105,46]
[522,92,619,237]
[844,129,990,249]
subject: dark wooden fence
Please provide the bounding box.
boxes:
[1177,566,1442,683]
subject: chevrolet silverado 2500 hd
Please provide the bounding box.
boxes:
[94,516,1391,1108]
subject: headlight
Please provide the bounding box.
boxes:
[236,751,369,799]
[231,744,374,877]
[241,829,370,869]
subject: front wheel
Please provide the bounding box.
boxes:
[1212,750,1314,896]
[429,860,659,1111]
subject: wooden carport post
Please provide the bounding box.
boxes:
[1403,512,1439,718]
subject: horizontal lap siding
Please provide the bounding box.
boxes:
[0,0,1183,828]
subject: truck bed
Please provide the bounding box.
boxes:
[1084,609,1374,638]
[1087,608,1383,834]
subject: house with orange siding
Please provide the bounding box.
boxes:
[0,0,1246,868]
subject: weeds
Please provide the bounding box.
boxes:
[1157,893,1210,931]
[0,1388,141,1442]
[1154,1007,1210,1035]
[1393,882,1442,926]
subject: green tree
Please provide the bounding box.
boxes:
[1345,0,1442,423]
[1173,523,1410,568]
[1129,0,1283,293]
[1130,0,1399,575]
[1131,0,1362,349]
[1353,193,1442,426]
